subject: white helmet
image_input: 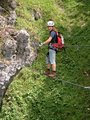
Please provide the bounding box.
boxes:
[47,21,55,27]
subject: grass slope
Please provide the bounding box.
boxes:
[0,0,90,120]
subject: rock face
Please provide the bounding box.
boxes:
[0,0,39,108]
[0,0,17,25]
[0,15,6,27]
[0,6,5,14]
[0,29,38,108]
[32,9,42,21]
[7,10,17,25]
[9,0,17,10]
[1,37,17,59]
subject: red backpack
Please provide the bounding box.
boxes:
[51,32,65,49]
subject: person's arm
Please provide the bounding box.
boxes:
[39,33,53,47]
[43,36,52,45]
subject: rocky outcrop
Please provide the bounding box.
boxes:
[0,0,39,109]
[0,15,7,27]
[0,0,17,25]
[0,6,5,14]
[0,0,17,11]
[32,9,42,21]
[7,10,17,25]
[0,28,38,108]
[8,0,17,10]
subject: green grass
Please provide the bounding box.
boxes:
[0,0,90,120]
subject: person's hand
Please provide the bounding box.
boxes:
[39,42,44,47]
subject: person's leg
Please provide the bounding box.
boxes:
[47,64,51,70]
[48,49,56,77]
[52,64,56,71]
[44,52,51,75]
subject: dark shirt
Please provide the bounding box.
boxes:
[50,30,57,44]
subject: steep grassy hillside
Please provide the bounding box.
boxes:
[0,0,90,120]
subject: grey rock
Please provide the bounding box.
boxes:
[0,15,6,26]
[32,9,42,21]
[1,38,17,59]
[9,0,17,10]
[0,29,38,107]
[16,29,29,56]
[0,6,5,13]
[7,11,17,25]
[0,62,6,70]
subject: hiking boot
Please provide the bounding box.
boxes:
[44,69,50,76]
[48,71,56,78]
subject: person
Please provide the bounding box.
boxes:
[39,20,58,78]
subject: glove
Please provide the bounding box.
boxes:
[39,42,44,47]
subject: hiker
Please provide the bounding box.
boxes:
[39,20,58,78]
